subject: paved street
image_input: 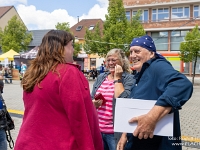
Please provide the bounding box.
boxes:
[2,77,200,150]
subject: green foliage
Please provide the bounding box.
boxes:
[180,25,200,62]
[55,22,81,56]
[73,43,81,57]
[180,25,200,83]
[126,10,145,43]
[55,22,70,32]
[84,0,145,56]
[0,16,32,53]
[84,22,103,55]
[0,28,3,46]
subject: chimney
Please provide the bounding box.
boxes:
[77,16,79,23]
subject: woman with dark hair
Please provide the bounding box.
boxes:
[15,30,103,150]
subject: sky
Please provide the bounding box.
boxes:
[0,0,108,30]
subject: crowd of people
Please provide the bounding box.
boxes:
[84,63,106,80]
[0,30,193,150]
[0,61,27,84]
[0,65,12,84]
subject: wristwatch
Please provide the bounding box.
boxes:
[113,79,122,84]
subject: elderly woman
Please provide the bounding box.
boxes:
[91,48,135,150]
[117,35,193,150]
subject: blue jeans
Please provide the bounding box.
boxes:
[0,130,7,150]
[101,133,116,150]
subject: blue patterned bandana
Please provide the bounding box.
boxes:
[130,35,164,59]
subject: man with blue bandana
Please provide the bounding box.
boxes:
[116,35,193,150]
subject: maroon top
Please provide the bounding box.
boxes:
[15,63,103,150]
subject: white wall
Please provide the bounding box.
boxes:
[96,57,105,67]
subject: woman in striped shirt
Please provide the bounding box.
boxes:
[91,48,135,150]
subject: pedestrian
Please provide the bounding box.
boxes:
[0,65,3,77]
[91,68,98,80]
[91,48,135,150]
[15,30,103,150]
[0,76,7,150]
[117,35,193,150]
[20,62,27,77]
[4,68,12,84]
[99,63,105,74]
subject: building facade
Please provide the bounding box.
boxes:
[70,19,105,71]
[0,6,26,30]
[0,6,28,68]
[123,0,200,75]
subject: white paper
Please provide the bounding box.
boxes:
[114,98,173,136]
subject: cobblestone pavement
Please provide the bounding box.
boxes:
[2,77,200,150]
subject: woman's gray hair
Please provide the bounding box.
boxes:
[105,48,131,73]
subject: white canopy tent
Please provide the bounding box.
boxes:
[20,46,39,59]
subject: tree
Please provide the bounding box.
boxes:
[0,15,32,53]
[55,22,81,56]
[125,10,144,45]
[84,22,102,55]
[180,25,200,84]
[55,22,70,32]
[84,0,145,57]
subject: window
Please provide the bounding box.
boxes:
[171,7,189,19]
[184,55,200,74]
[151,31,168,50]
[76,25,83,31]
[183,62,189,74]
[126,11,131,21]
[152,8,169,22]
[90,58,96,69]
[193,58,200,74]
[133,10,149,22]
[88,25,95,30]
[194,5,200,18]
[171,30,189,51]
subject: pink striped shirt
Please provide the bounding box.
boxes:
[96,77,114,133]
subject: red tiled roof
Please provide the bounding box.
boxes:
[0,6,13,18]
[70,19,104,39]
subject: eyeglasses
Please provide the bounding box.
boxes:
[107,59,119,63]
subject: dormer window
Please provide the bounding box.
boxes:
[76,25,83,31]
[88,25,95,30]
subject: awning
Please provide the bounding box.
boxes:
[0,49,19,61]
[77,53,88,58]
[20,47,38,59]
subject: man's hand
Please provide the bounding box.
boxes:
[129,105,172,139]
[129,114,156,139]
